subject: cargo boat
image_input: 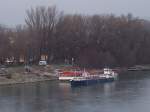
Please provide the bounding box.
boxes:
[70,68,118,86]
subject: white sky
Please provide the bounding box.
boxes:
[0,0,149,27]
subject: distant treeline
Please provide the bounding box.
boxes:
[0,6,150,68]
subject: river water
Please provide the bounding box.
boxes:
[0,71,150,112]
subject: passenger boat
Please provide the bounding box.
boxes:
[70,68,118,86]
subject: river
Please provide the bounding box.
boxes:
[0,71,150,112]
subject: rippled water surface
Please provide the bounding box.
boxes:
[0,71,150,112]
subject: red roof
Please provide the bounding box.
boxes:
[60,71,82,76]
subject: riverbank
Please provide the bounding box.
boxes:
[0,65,59,85]
[0,64,150,86]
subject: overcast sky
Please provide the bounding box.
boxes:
[0,0,149,27]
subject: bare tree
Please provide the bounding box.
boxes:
[25,6,58,63]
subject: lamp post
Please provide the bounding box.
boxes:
[72,58,74,66]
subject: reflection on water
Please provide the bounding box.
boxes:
[0,72,150,112]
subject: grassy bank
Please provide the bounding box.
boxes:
[0,65,59,85]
